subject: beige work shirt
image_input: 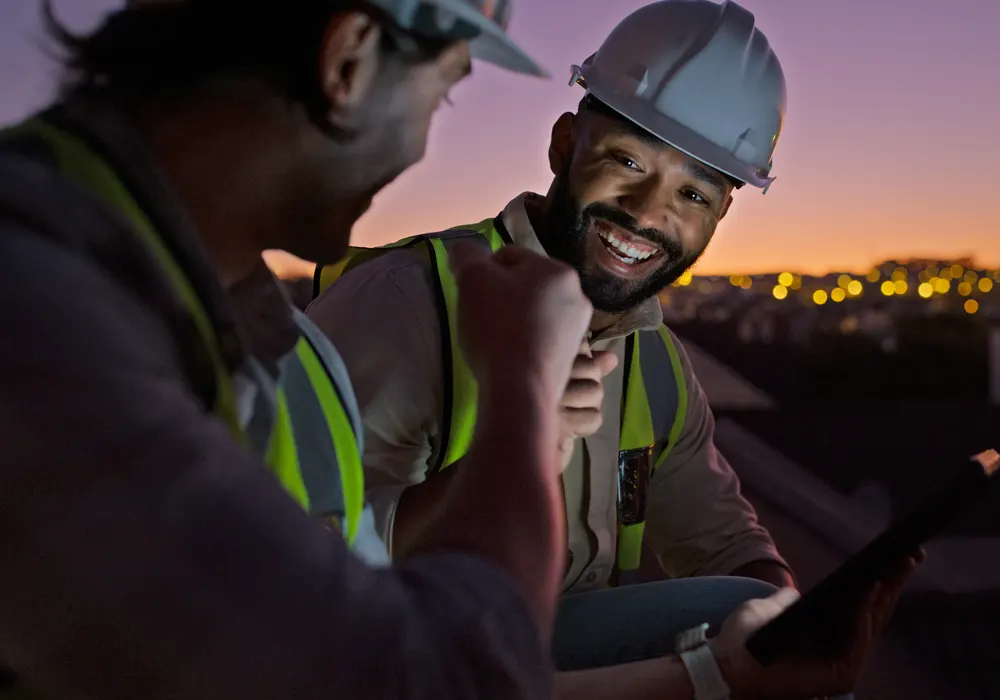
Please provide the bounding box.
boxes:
[308,193,787,593]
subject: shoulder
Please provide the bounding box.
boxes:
[308,246,438,323]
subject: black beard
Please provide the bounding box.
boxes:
[539,164,698,314]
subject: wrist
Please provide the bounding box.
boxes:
[709,641,756,700]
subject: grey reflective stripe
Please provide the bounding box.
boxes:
[279,346,346,518]
[351,505,391,567]
[637,328,679,455]
[292,309,364,452]
[241,359,280,458]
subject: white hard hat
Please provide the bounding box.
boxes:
[371,0,548,77]
[571,0,786,192]
[128,0,547,78]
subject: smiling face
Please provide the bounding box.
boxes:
[540,97,736,314]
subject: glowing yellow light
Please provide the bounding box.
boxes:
[790,276,803,290]
[866,269,881,283]
[958,282,973,297]
[772,284,788,300]
[894,279,909,295]
[918,269,931,283]
[965,270,978,283]
[941,268,952,279]
[777,272,794,287]
[847,280,863,296]
[979,278,994,293]
[813,290,828,305]
[837,274,852,289]
[918,282,934,298]
[730,275,743,286]
[965,299,979,314]
[674,269,693,286]
[926,266,939,278]
[880,280,895,296]
[891,268,908,282]
[740,277,752,289]
[951,264,964,278]
[831,288,846,303]
[933,277,951,294]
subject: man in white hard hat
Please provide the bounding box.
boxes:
[0,0,600,698]
[305,1,916,697]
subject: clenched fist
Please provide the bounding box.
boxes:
[557,341,618,469]
[449,242,593,408]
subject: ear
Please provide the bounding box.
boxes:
[719,193,734,220]
[547,112,575,176]
[318,12,383,121]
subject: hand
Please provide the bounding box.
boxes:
[710,553,922,700]
[450,242,592,405]
[557,341,618,469]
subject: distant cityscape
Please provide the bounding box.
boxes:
[662,258,998,351]
[662,258,999,400]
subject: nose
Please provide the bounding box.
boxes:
[615,176,673,232]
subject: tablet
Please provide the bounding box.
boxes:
[745,448,1000,665]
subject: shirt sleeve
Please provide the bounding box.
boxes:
[306,252,445,552]
[642,328,790,579]
[0,225,550,700]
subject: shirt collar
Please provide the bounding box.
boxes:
[498,192,664,341]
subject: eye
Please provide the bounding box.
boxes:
[613,153,640,171]
[681,188,708,205]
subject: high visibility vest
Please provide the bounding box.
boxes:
[0,117,365,698]
[313,217,689,578]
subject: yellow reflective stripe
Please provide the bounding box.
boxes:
[429,237,479,468]
[266,387,309,511]
[616,522,646,571]
[456,218,505,249]
[317,257,351,296]
[654,325,688,471]
[9,120,242,436]
[294,341,364,544]
[619,335,656,451]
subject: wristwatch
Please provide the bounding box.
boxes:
[675,623,731,700]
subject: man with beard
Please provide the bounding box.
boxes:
[307,0,853,688]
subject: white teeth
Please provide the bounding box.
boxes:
[598,229,654,262]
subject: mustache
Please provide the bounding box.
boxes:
[581,203,683,259]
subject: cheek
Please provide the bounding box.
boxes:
[678,216,716,257]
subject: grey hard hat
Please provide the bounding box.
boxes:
[571,0,787,191]
[128,0,547,78]
[370,0,547,77]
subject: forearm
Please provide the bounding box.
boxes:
[407,376,565,634]
[554,656,694,700]
[392,465,461,558]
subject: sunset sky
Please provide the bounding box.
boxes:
[3,0,998,275]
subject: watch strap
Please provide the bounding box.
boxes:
[676,624,730,700]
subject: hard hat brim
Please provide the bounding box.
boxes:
[432,0,549,78]
[576,65,774,190]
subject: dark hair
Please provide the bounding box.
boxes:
[43,0,451,135]
[577,94,744,189]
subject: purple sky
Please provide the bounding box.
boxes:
[4,0,999,274]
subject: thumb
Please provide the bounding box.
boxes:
[766,587,802,612]
[448,239,493,274]
[593,350,619,377]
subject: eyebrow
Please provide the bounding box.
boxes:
[683,161,727,198]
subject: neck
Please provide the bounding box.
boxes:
[135,86,302,285]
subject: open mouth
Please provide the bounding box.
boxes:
[594,221,663,266]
